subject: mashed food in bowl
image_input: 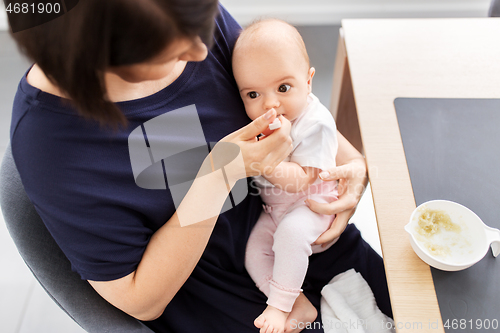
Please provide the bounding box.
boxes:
[414,209,468,258]
[417,209,461,236]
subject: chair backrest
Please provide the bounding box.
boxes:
[490,0,500,16]
[0,144,154,333]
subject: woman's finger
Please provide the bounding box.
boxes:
[314,228,340,246]
[237,108,277,141]
[337,178,347,197]
[257,115,291,147]
[305,196,356,216]
[314,209,353,246]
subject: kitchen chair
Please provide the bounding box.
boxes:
[0,144,154,333]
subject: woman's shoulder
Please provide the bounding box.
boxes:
[26,64,67,98]
[210,5,242,68]
[10,64,81,142]
[215,5,242,47]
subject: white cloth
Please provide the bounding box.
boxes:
[254,93,338,187]
[320,269,395,333]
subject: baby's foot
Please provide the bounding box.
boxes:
[254,305,289,333]
[284,293,318,333]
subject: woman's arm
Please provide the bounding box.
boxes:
[89,109,293,321]
[306,131,368,246]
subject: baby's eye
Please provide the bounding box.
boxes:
[248,91,260,99]
[278,84,291,93]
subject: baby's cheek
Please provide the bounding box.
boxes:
[287,104,304,119]
[246,106,261,121]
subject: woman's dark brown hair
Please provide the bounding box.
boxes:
[10,0,219,127]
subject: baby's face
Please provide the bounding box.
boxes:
[233,42,314,122]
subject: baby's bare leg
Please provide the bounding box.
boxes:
[255,305,289,333]
[254,292,318,333]
[284,293,318,333]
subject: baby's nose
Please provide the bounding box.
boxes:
[263,95,280,110]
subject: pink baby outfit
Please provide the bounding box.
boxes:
[245,93,339,313]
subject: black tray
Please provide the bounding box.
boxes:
[395,98,500,333]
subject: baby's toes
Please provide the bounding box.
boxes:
[255,314,266,329]
[261,321,271,333]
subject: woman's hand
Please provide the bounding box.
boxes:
[306,132,368,247]
[220,109,293,179]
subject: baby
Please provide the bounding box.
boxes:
[232,19,339,333]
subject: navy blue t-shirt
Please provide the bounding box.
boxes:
[10,6,392,332]
[11,6,257,280]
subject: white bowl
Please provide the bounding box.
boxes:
[404,200,500,271]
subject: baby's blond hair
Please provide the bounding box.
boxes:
[233,18,310,69]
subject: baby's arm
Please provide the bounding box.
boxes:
[262,162,319,193]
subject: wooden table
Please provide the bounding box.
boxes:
[330,18,500,333]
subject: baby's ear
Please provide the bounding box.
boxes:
[307,67,315,93]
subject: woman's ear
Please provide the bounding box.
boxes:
[307,67,315,93]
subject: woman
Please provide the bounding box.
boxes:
[9,1,391,332]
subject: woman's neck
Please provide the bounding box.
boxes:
[26,61,187,102]
[104,60,187,102]
[26,64,67,98]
